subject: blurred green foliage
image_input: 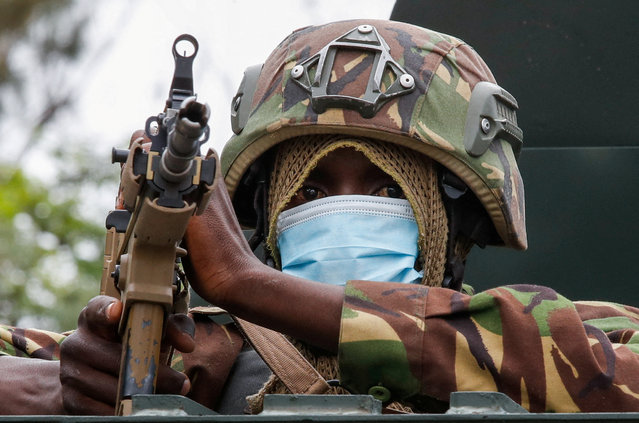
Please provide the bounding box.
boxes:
[0,0,79,83]
[0,166,103,330]
[0,0,111,331]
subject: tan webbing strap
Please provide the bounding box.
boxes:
[233,317,331,395]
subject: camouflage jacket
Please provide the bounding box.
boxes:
[2,282,639,413]
[339,281,639,412]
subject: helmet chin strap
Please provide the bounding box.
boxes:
[244,158,277,268]
[440,169,500,291]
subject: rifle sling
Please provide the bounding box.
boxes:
[232,317,331,395]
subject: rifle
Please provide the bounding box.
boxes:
[99,34,215,416]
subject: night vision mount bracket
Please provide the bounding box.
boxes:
[290,24,416,119]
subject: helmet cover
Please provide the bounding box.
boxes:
[223,19,526,249]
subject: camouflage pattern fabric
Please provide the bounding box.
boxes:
[0,326,206,372]
[5,285,639,413]
[0,325,67,360]
[339,280,639,412]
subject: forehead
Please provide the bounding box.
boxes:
[304,147,392,181]
[311,147,371,167]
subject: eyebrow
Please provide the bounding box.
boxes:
[304,164,331,184]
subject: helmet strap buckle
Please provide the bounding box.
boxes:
[440,170,500,290]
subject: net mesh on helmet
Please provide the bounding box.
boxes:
[266,135,449,287]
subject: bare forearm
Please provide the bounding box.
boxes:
[220,266,343,352]
[186,242,344,351]
[184,198,344,352]
[0,357,64,415]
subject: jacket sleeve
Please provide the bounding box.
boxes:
[0,325,67,360]
[338,281,639,412]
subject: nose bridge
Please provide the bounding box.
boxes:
[333,177,365,196]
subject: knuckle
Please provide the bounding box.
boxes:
[157,368,185,394]
[59,363,82,386]
[61,387,82,414]
[59,335,79,357]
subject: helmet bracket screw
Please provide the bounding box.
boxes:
[358,25,373,34]
[291,65,304,79]
[233,96,241,112]
[399,73,415,89]
[480,117,491,134]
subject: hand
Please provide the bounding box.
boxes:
[59,296,196,415]
[181,154,342,352]
[182,150,263,306]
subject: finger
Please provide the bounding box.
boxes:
[156,365,191,396]
[129,129,150,146]
[78,296,122,343]
[165,313,196,353]
[62,387,115,416]
[60,360,119,407]
[61,326,121,376]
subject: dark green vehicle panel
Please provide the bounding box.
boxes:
[467,146,639,304]
[390,0,639,305]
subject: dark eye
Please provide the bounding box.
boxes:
[376,184,405,199]
[284,185,327,210]
[301,186,321,201]
[291,185,326,204]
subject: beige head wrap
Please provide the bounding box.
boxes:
[266,134,449,287]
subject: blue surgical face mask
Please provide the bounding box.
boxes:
[276,195,423,285]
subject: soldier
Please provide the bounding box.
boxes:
[3,19,639,415]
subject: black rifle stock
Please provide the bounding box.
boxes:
[99,34,215,416]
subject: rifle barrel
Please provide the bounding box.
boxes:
[159,97,210,183]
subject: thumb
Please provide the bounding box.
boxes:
[165,313,196,353]
[77,295,123,342]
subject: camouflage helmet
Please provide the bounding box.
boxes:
[222,19,526,251]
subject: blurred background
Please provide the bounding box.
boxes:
[1,0,637,332]
[0,0,395,330]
